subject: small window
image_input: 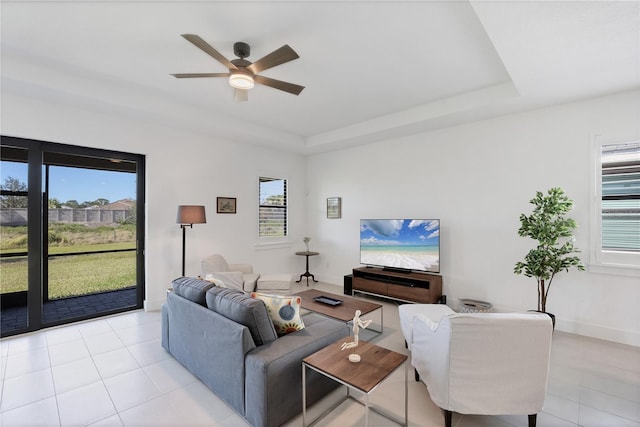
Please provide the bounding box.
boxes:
[602,142,640,251]
[591,140,640,272]
[258,177,287,237]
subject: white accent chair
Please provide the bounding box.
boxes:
[399,303,455,350]
[409,311,553,427]
[201,254,260,292]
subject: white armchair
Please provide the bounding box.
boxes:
[410,312,553,427]
[399,303,455,350]
[201,254,260,292]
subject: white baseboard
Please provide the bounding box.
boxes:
[555,318,640,347]
[144,297,165,312]
[464,300,640,348]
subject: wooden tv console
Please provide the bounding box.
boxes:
[352,267,442,304]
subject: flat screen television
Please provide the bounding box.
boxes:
[360,219,440,273]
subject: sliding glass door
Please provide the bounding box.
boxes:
[42,154,140,325]
[0,136,145,337]
[0,146,33,333]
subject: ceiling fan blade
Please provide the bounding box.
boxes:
[234,88,249,102]
[247,45,299,74]
[181,34,237,70]
[171,73,230,78]
[254,75,305,95]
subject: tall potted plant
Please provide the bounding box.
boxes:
[514,187,585,316]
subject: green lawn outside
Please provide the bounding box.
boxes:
[1,250,136,298]
[49,242,136,254]
[1,222,137,299]
[1,223,136,254]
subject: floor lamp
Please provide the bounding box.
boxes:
[177,205,206,276]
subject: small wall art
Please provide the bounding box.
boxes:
[217,197,237,214]
[326,197,341,219]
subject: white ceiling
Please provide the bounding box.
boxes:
[2,1,639,154]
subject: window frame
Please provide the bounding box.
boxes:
[258,176,288,240]
[589,135,640,276]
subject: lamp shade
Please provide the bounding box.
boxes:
[177,205,206,225]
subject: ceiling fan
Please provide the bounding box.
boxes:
[171,34,305,102]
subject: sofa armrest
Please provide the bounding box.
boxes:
[242,273,260,293]
[244,314,349,427]
[226,263,257,292]
[164,292,256,415]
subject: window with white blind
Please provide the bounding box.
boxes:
[258,177,287,238]
[591,140,640,272]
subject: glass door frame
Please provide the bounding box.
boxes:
[1,135,145,337]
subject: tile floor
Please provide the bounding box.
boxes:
[1,287,137,336]
[1,281,639,426]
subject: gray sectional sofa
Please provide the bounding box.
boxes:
[161,277,350,427]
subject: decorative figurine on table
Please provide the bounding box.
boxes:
[340,309,372,362]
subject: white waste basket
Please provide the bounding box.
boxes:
[459,299,493,313]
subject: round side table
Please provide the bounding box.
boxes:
[295,251,319,286]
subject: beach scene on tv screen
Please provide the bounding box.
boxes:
[360,219,440,272]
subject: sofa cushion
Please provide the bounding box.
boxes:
[172,276,215,306]
[250,292,305,336]
[206,287,278,345]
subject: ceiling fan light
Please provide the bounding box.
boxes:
[229,72,254,90]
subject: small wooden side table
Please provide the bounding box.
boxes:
[295,251,319,286]
[302,338,408,426]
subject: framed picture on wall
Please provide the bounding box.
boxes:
[217,197,237,214]
[327,197,341,219]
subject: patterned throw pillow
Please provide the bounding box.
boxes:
[250,292,305,336]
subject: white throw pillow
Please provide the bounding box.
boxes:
[207,271,244,291]
[203,274,226,288]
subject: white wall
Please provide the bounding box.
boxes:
[4,88,639,346]
[306,90,640,346]
[2,93,308,311]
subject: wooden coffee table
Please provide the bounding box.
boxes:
[294,289,383,334]
[302,338,408,426]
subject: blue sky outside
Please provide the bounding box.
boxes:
[259,179,285,203]
[1,161,136,204]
